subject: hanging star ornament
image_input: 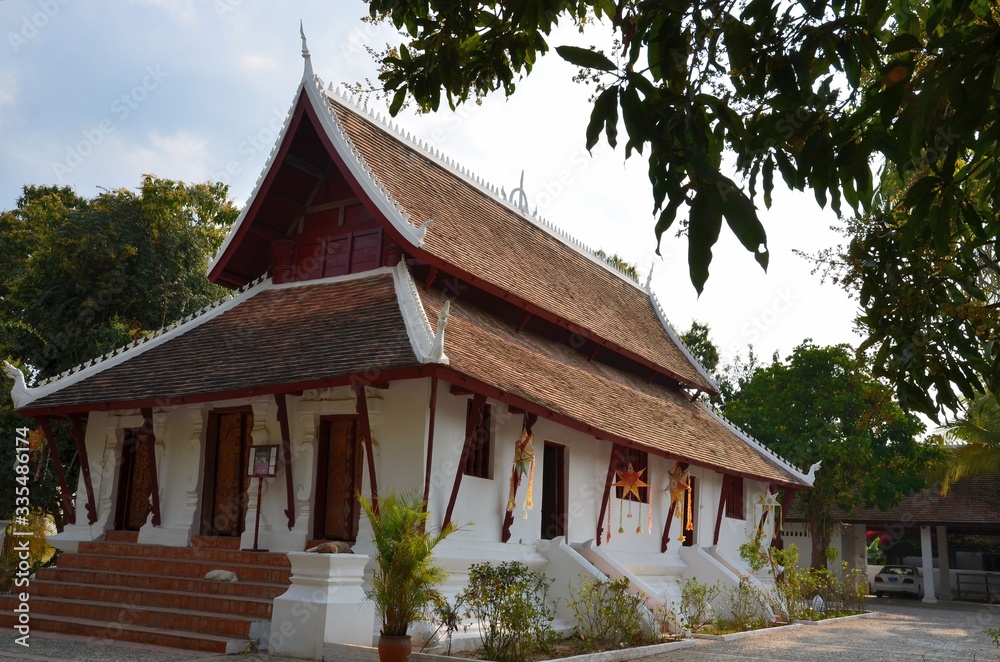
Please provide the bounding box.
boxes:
[666,463,691,517]
[757,489,780,510]
[512,431,534,477]
[614,463,649,501]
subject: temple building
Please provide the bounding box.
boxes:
[2,37,814,654]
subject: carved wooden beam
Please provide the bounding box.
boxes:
[68,414,97,525]
[140,407,161,526]
[354,384,379,513]
[274,392,295,530]
[442,393,486,529]
[773,486,795,548]
[37,417,76,525]
[501,412,538,542]
[285,154,328,179]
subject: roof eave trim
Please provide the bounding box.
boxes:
[7,274,272,410]
[698,402,816,487]
[393,261,448,365]
[647,280,719,393]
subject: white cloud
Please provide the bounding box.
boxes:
[140,0,197,23]
[238,53,278,74]
[0,70,18,111]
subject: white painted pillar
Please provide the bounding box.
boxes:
[269,552,375,659]
[920,525,937,603]
[936,525,951,600]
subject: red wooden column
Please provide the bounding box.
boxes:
[140,407,161,526]
[713,475,730,546]
[661,462,689,553]
[596,444,623,546]
[422,377,439,508]
[274,392,295,529]
[442,393,487,529]
[354,384,379,513]
[68,414,97,525]
[501,412,538,543]
[37,417,76,525]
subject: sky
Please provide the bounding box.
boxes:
[0,0,865,369]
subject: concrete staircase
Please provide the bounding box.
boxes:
[0,531,291,653]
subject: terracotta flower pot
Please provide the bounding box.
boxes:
[377,634,412,662]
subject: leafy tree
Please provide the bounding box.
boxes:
[679,320,719,373]
[0,177,236,378]
[0,176,237,525]
[360,0,1000,419]
[938,392,1000,495]
[593,249,639,282]
[721,342,937,568]
[807,162,999,417]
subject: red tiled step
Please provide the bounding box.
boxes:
[103,530,139,543]
[190,535,242,549]
[16,596,262,638]
[55,553,291,583]
[35,567,287,600]
[0,611,242,654]
[78,540,291,566]
[25,581,276,618]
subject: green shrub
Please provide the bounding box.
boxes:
[986,627,1000,648]
[725,578,767,631]
[461,561,556,662]
[567,575,656,651]
[679,577,721,632]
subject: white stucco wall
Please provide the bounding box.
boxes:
[52,376,772,600]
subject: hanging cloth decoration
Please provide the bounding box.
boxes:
[614,463,649,535]
[666,462,694,542]
[756,489,781,535]
[505,423,535,518]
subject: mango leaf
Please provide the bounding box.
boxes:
[688,186,723,294]
[586,87,618,152]
[555,45,616,72]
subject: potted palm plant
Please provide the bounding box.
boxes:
[360,492,457,662]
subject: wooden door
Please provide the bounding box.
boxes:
[314,417,363,541]
[201,411,253,537]
[540,443,567,540]
[115,430,151,531]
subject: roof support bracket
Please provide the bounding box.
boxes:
[713,475,729,546]
[443,393,487,529]
[274,392,296,529]
[38,416,76,525]
[68,414,98,525]
[354,384,379,513]
[140,407,161,526]
[596,444,624,546]
[422,377,439,509]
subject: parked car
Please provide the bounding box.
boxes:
[873,564,923,598]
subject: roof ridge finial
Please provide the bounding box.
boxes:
[300,20,310,61]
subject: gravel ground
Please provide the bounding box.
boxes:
[650,598,1000,662]
[0,598,998,661]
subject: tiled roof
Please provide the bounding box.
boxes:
[419,287,808,487]
[20,273,418,412]
[811,475,1000,528]
[329,97,716,393]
